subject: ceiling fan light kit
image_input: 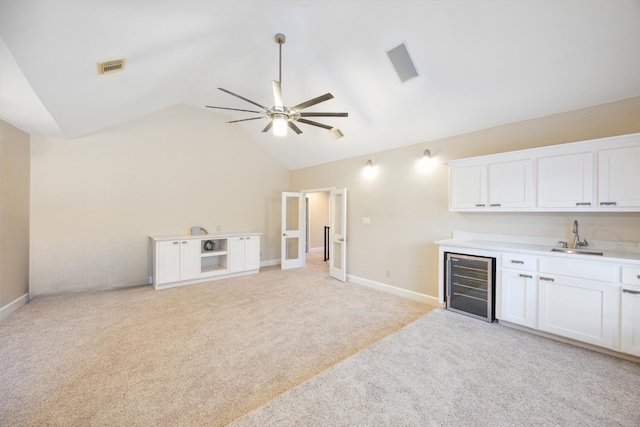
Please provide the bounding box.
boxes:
[206,33,348,138]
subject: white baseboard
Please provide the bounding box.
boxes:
[0,293,30,322]
[347,275,440,306]
[308,247,324,253]
[261,259,280,267]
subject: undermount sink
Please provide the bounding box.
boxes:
[551,248,604,256]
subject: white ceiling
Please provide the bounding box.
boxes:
[1,1,639,170]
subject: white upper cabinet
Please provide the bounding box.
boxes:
[537,152,593,208]
[447,132,640,212]
[489,160,534,208]
[450,165,487,209]
[598,145,640,208]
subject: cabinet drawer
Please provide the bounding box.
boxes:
[539,257,616,282]
[622,267,640,286]
[502,253,537,271]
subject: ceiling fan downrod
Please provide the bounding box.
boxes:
[275,33,285,84]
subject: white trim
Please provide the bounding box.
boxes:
[300,187,336,194]
[261,259,280,267]
[0,293,30,322]
[347,274,441,306]
[309,247,324,253]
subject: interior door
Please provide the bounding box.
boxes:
[281,192,305,269]
[329,188,347,281]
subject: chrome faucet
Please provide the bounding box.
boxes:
[571,220,588,249]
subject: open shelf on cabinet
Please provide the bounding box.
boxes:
[201,238,228,254]
[201,250,228,257]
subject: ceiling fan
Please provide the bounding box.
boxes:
[206,33,348,139]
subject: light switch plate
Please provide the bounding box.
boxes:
[363,217,371,224]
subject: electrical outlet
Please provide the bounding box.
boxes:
[386,271,391,277]
[216,225,221,231]
[363,217,371,224]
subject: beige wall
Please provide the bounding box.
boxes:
[0,120,30,307]
[290,96,640,299]
[307,192,329,251]
[30,105,289,296]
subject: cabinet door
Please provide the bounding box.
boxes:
[228,237,245,273]
[538,275,618,349]
[179,240,200,280]
[488,160,534,208]
[500,269,537,328]
[621,288,640,357]
[156,241,181,285]
[598,146,640,208]
[450,165,487,209]
[537,152,593,208]
[243,235,261,271]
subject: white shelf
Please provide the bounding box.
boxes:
[201,265,228,274]
[201,251,228,257]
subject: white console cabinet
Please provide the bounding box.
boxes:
[151,233,261,290]
[155,239,200,284]
[229,235,260,273]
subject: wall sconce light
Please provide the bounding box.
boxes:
[417,148,435,172]
[363,159,377,179]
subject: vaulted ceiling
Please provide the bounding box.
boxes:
[1,1,639,169]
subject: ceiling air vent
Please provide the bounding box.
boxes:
[386,43,418,83]
[97,58,125,75]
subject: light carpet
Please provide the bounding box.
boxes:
[0,253,431,426]
[232,308,640,427]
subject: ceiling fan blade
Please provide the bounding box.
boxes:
[218,88,267,109]
[227,117,265,123]
[291,93,334,111]
[299,112,348,117]
[261,121,274,133]
[296,118,333,130]
[206,106,263,114]
[272,80,283,108]
[288,121,303,134]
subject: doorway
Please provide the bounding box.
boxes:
[280,188,347,281]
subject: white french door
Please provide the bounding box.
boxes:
[329,188,347,281]
[281,192,305,269]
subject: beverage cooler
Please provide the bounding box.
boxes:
[445,252,496,322]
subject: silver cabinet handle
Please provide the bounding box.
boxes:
[540,277,554,282]
[623,289,640,295]
[490,203,501,207]
[246,237,250,240]
[475,204,485,207]
[283,233,288,237]
[173,242,179,245]
[600,202,617,206]
[510,260,524,264]
[576,202,591,206]
[338,238,344,242]
[182,241,188,244]
[519,274,533,279]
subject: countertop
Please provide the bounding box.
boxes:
[436,231,640,265]
[150,232,262,241]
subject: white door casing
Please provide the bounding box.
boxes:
[281,192,305,269]
[329,188,347,281]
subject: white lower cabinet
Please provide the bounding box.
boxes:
[537,274,618,349]
[152,233,261,289]
[621,288,640,356]
[156,239,200,285]
[229,235,260,273]
[500,269,538,329]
